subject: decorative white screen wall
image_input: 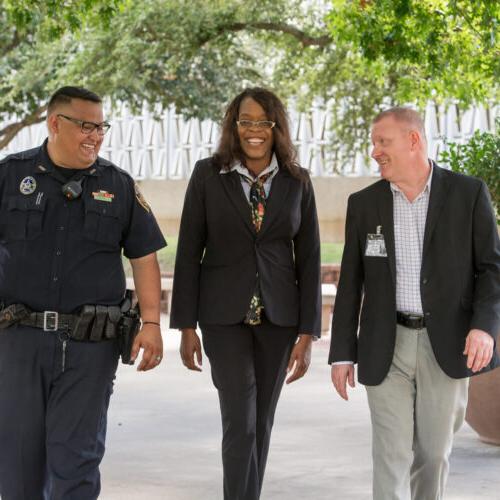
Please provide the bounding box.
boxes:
[1,103,497,179]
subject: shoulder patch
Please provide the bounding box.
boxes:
[134,183,151,213]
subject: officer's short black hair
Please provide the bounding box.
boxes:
[47,86,102,114]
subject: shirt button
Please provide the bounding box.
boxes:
[422,278,428,284]
[56,250,62,256]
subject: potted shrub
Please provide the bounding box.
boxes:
[440,119,500,445]
[440,118,499,222]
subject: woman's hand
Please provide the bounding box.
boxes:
[180,328,203,372]
[286,334,313,384]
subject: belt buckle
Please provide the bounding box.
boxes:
[408,314,424,329]
[43,311,59,331]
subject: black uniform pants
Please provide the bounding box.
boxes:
[0,325,119,500]
[201,318,297,500]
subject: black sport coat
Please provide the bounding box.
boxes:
[328,164,500,385]
[170,157,321,336]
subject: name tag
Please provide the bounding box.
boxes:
[365,225,387,257]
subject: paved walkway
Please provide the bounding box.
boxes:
[100,318,500,499]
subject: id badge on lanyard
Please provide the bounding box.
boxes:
[365,225,388,257]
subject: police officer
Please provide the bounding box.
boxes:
[0,86,167,499]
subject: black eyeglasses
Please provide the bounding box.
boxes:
[57,114,111,136]
[236,120,276,130]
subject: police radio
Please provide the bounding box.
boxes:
[47,169,86,200]
[62,178,84,200]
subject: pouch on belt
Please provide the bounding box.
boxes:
[90,305,108,341]
[72,305,95,340]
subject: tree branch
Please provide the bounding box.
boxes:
[0,106,46,150]
[212,21,332,47]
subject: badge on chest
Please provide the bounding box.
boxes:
[365,225,387,257]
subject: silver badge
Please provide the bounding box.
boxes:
[19,176,37,195]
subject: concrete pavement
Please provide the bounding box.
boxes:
[100,318,500,499]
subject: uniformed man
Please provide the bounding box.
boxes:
[0,86,167,499]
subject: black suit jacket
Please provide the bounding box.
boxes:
[170,157,321,336]
[328,164,500,385]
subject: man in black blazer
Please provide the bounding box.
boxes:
[329,107,500,500]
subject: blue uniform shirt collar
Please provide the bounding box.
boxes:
[34,138,101,177]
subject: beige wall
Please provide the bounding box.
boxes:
[311,177,377,242]
[138,176,378,242]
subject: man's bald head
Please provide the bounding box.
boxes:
[373,107,427,143]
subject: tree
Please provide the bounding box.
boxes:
[0,0,123,147]
[1,0,498,159]
[326,0,499,106]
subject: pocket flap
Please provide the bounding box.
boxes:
[8,196,46,212]
[85,197,119,218]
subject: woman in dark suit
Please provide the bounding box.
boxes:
[170,87,321,500]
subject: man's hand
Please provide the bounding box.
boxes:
[286,334,312,384]
[331,364,355,401]
[130,323,163,371]
[464,329,494,372]
[129,252,162,371]
[180,328,202,372]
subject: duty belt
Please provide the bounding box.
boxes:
[20,311,75,332]
[0,304,122,341]
[0,293,141,366]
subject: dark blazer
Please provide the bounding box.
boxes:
[328,164,500,385]
[170,157,321,336]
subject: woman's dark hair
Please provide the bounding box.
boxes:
[214,87,308,182]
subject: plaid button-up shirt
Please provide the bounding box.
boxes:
[391,164,433,315]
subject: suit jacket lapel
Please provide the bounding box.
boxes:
[423,164,450,259]
[219,170,255,234]
[258,169,291,239]
[378,182,397,287]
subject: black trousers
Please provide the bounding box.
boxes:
[201,317,297,500]
[0,325,119,500]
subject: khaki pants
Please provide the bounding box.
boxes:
[365,326,468,500]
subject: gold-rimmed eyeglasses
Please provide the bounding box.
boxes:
[236,120,275,130]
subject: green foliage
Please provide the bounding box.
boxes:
[327,0,500,107]
[1,0,499,161]
[321,242,344,264]
[1,0,123,37]
[439,120,500,223]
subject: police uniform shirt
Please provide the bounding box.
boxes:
[0,140,167,313]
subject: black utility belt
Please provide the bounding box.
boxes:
[1,304,123,342]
